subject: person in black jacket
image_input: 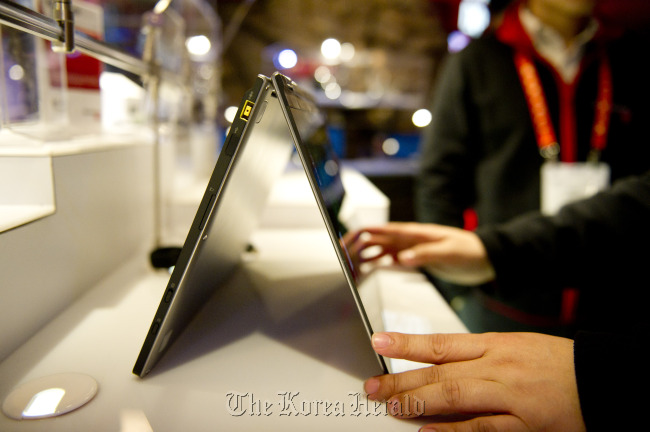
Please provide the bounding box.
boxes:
[346,171,650,430]
[416,0,650,336]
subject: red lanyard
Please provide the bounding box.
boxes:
[514,51,613,162]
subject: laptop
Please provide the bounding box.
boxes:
[134,72,392,377]
[133,75,294,377]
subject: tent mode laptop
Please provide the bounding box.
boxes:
[133,75,293,377]
[133,72,390,377]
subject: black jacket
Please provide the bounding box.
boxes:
[476,172,650,430]
[477,172,650,333]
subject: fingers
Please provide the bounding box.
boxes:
[365,333,492,406]
[364,363,469,403]
[344,223,464,268]
[396,230,482,265]
[364,363,502,408]
[396,240,462,266]
[346,232,405,264]
[387,378,510,417]
[400,239,495,285]
[397,246,432,267]
[350,223,440,249]
[371,332,488,365]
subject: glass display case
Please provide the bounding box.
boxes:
[0,0,222,237]
[0,4,68,139]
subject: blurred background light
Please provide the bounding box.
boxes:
[185,35,212,56]
[321,38,342,60]
[224,105,238,123]
[276,48,298,69]
[457,0,491,38]
[314,65,332,83]
[324,82,342,99]
[447,30,471,52]
[412,108,432,128]
[8,65,25,81]
[324,159,339,176]
[382,138,400,156]
[340,42,356,62]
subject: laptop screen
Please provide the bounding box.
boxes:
[275,77,363,283]
[273,73,388,373]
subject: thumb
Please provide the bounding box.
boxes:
[396,245,434,267]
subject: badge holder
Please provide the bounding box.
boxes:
[2,373,98,420]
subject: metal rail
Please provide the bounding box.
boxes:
[0,0,161,78]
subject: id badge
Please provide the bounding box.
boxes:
[541,162,610,215]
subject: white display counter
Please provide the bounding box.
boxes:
[0,163,467,431]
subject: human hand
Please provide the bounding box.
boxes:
[343,222,496,285]
[364,332,585,432]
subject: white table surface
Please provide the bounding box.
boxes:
[0,227,467,432]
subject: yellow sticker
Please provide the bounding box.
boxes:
[240,101,254,121]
